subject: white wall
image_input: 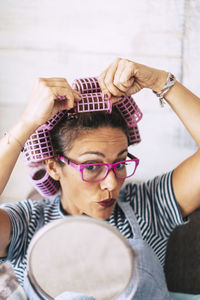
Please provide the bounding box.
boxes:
[0,0,199,202]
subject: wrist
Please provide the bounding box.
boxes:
[150,70,168,92]
[9,119,38,148]
[153,72,177,107]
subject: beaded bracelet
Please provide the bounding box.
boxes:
[153,73,176,107]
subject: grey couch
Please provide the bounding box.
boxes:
[164,208,200,294]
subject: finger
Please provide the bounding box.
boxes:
[114,79,135,94]
[119,61,137,83]
[103,59,125,97]
[113,60,129,92]
[73,90,82,102]
[38,78,67,87]
[126,82,142,96]
[51,87,75,110]
[113,60,135,92]
[54,99,72,112]
[98,71,112,99]
[121,78,135,88]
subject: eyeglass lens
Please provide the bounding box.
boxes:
[82,160,137,182]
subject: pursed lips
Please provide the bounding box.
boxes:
[97,198,116,208]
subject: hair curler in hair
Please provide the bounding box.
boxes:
[113,96,142,144]
[73,77,111,113]
[72,77,101,94]
[126,125,141,145]
[42,110,67,131]
[23,94,112,165]
[77,93,112,114]
[113,96,142,127]
[30,165,60,197]
[72,77,143,144]
[23,128,55,165]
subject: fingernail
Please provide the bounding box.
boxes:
[104,94,108,99]
[57,95,66,100]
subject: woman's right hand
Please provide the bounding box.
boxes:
[21,78,81,131]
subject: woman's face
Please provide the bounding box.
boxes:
[58,127,128,219]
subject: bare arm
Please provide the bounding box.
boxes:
[0,77,81,256]
[0,209,11,257]
[98,58,200,217]
[164,82,200,217]
[0,78,81,195]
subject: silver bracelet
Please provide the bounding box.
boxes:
[153,73,176,107]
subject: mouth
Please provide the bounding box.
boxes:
[97,198,116,208]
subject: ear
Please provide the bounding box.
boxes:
[45,158,61,181]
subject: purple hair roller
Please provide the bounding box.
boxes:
[30,166,60,197]
[77,93,112,114]
[23,94,112,165]
[113,96,142,144]
[73,77,111,113]
[40,110,67,131]
[72,77,101,94]
[23,111,68,165]
[113,96,142,127]
[127,125,141,145]
[23,128,54,165]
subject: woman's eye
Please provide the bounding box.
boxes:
[116,162,126,169]
[85,165,100,172]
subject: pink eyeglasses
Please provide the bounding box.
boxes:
[57,153,139,183]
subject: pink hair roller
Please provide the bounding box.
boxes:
[23,111,68,164]
[72,77,101,94]
[23,129,53,165]
[30,166,60,197]
[127,125,141,145]
[113,95,143,144]
[113,96,143,127]
[40,110,67,131]
[73,77,111,113]
[23,128,56,165]
[77,93,112,113]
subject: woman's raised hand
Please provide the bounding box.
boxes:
[21,78,81,131]
[98,58,168,101]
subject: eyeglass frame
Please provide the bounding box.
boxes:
[57,152,139,183]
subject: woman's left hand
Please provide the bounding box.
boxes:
[98,58,167,101]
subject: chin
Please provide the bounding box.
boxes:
[90,209,113,220]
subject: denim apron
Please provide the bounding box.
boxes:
[24,199,173,299]
[117,199,173,300]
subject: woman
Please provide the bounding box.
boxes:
[0,58,200,299]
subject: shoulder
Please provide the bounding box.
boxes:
[119,171,174,204]
[0,195,61,222]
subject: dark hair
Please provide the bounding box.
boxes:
[50,107,129,158]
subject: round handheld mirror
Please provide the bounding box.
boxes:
[27,216,138,300]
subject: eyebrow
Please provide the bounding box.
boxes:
[79,149,128,158]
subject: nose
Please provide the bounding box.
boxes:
[100,169,119,191]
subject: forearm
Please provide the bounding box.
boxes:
[156,79,200,215]
[164,81,200,147]
[0,119,36,195]
[0,78,80,196]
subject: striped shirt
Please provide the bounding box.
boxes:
[0,171,185,285]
